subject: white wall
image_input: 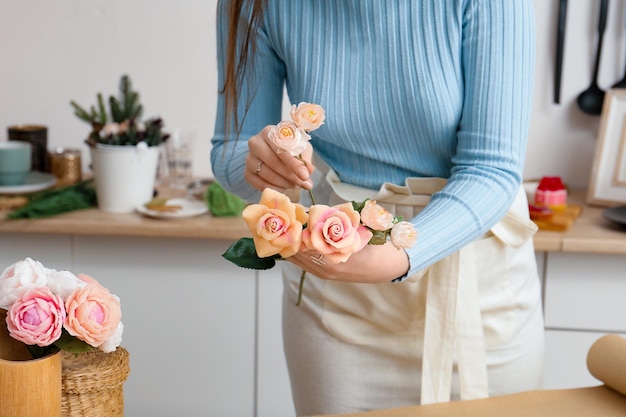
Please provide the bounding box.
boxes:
[1,0,625,188]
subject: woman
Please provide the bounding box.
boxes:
[211,1,544,415]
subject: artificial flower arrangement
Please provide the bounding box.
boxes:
[71,74,169,147]
[0,258,123,359]
[223,103,418,305]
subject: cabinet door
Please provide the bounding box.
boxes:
[543,252,626,390]
[73,236,256,417]
[257,265,296,417]
[544,253,626,333]
[543,330,624,389]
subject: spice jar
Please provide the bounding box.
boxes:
[50,148,82,187]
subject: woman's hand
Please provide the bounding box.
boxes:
[288,242,410,284]
[244,125,315,192]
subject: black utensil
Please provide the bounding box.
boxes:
[554,0,568,104]
[577,0,609,115]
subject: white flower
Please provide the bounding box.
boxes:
[390,221,418,249]
[46,268,86,298]
[359,200,395,231]
[290,102,325,131]
[0,258,49,309]
[98,321,124,353]
[268,121,310,156]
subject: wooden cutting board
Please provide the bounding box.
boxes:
[531,204,583,231]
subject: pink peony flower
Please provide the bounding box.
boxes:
[290,102,325,131]
[64,281,122,349]
[242,188,308,258]
[6,286,66,347]
[0,257,49,309]
[359,200,395,231]
[302,203,373,264]
[268,120,311,156]
[390,221,418,249]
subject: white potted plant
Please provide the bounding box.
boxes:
[71,75,169,213]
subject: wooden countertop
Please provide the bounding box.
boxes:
[1,189,625,253]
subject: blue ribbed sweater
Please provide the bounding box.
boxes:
[211,0,536,276]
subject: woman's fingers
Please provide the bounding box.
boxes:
[246,126,314,191]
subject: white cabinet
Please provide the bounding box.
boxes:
[542,252,626,390]
[0,234,257,417]
[72,236,257,417]
[257,265,296,417]
[3,231,625,414]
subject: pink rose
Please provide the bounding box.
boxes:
[359,200,395,231]
[268,121,310,156]
[302,203,373,264]
[390,221,418,249]
[6,286,66,347]
[242,188,308,258]
[290,102,325,131]
[0,257,49,309]
[64,281,122,349]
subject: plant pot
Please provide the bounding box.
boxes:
[90,143,160,213]
[0,309,62,417]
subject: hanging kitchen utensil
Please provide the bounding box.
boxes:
[577,0,609,115]
[554,0,568,104]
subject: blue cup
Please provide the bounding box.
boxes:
[0,141,32,186]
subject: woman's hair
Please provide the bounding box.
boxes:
[220,0,268,138]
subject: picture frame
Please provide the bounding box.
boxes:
[587,89,626,206]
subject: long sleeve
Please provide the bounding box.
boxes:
[211,0,536,275]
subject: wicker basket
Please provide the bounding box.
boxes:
[61,347,130,417]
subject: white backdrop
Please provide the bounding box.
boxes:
[1,0,626,188]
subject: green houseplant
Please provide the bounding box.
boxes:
[71,75,169,213]
[71,74,169,148]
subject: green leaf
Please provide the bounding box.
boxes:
[222,238,281,270]
[351,198,369,213]
[368,229,388,245]
[54,329,95,354]
[206,182,248,217]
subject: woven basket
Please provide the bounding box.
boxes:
[61,347,130,417]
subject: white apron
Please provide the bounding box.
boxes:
[282,165,545,415]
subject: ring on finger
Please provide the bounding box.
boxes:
[255,161,264,175]
[311,254,326,266]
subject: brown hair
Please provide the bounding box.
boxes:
[220,0,268,138]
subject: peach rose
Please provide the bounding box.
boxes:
[268,120,310,156]
[302,203,373,264]
[290,102,325,131]
[6,286,66,347]
[359,200,395,231]
[0,257,49,309]
[390,221,418,249]
[64,280,122,349]
[242,188,308,258]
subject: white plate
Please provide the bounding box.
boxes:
[136,198,208,219]
[0,172,57,194]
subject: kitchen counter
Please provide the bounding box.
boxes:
[0,190,624,417]
[1,190,625,253]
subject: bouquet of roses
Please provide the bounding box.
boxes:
[223,103,418,305]
[0,258,123,359]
